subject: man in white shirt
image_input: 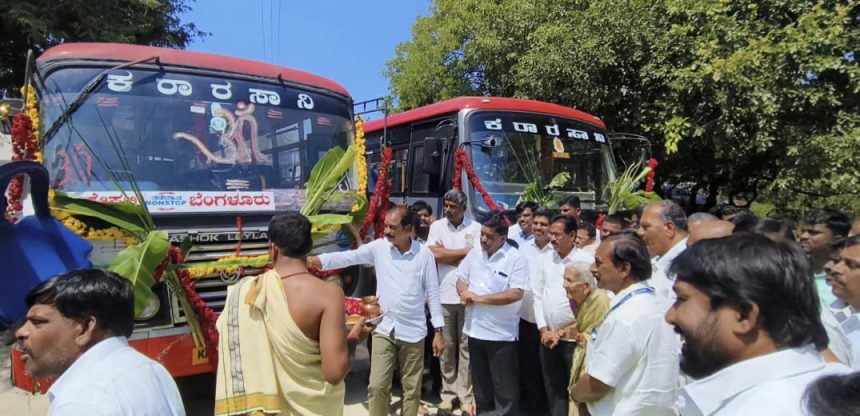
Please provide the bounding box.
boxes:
[410,199,435,243]
[427,189,482,414]
[572,232,679,416]
[666,233,849,415]
[15,269,185,415]
[456,212,529,416]
[516,208,554,415]
[508,201,537,248]
[799,208,851,306]
[829,235,860,368]
[534,215,594,416]
[637,200,689,298]
[309,206,444,416]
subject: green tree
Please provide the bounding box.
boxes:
[386,0,860,215]
[0,0,206,95]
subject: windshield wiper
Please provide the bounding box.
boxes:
[41,56,159,144]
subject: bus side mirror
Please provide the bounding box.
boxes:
[423,137,442,176]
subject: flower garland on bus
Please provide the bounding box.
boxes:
[167,246,219,356]
[360,147,393,239]
[352,115,368,213]
[452,147,510,224]
[6,85,42,220]
[48,190,139,246]
[645,158,658,193]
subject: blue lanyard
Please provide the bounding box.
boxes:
[606,286,655,317]
[591,286,655,342]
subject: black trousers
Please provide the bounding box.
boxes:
[518,319,548,415]
[469,337,520,416]
[539,341,575,416]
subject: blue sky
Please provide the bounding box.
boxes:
[185,1,430,106]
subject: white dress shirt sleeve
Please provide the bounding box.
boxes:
[319,239,378,270]
[457,248,476,284]
[587,320,638,388]
[532,259,548,330]
[424,251,444,329]
[426,222,441,246]
[509,255,529,291]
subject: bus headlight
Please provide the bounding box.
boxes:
[136,292,161,321]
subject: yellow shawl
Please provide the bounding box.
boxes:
[568,288,611,416]
[215,270,345,416]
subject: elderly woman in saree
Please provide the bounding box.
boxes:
[559,262,611,416]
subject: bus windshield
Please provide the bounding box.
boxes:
[39,67,355,213]
[467,111,614,210]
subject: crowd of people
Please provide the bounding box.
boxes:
[12,190,860,415]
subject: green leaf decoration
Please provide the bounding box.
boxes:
[307,213,354,227]
[305,146,346,197]
[53,191,149,237]
[302,145,357,216]
[108,231,169,317]
[547,172,571,190]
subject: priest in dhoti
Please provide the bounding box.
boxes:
[215,213,367,416]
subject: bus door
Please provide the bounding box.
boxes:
[405,119,453,215]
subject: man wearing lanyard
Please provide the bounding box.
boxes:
[456,213,529,415]
[572,232,679,416]
[308,206,445,416]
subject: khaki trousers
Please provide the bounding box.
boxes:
[440,303,473,407]
[368,332,425,416]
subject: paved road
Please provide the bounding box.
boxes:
[0,334,458,416]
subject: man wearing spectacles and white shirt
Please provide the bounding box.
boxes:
[572,232,679,416]
[456,213,529,416]
[533,215,594,416]
[308,206,444,416]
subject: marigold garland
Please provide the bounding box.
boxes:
[352,116,368,213]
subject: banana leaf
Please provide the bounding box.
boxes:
[302,146,357,216]
[52,191,149,238]
[307,213,354,226]
[108,230,169,317]
[547,172,571,189]
[305,146,346,197]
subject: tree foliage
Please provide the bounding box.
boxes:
[0,0,206,94]
[387,0,860,216]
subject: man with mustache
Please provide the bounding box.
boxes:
[15,269,184,415]
[666,234,850,415]
[533,215,594,416]
[309,206,444,416]
[828,235,860,368]
[799,208,851,306]
[456,212,529,415]
[427,189,482,415]
[571,232,679,416]
[508,201,538,248]
[516,208,555,415]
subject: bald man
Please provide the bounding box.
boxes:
[687,220,734,246]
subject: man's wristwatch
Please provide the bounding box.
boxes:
[434,327,443,334]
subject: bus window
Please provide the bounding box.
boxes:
[411,145,430,193]
[391,148,408,194]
